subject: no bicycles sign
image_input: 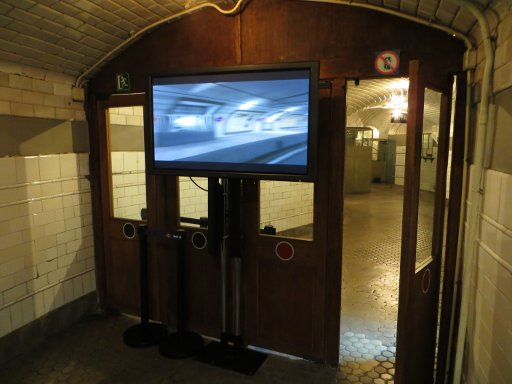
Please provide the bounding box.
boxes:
[374,50,400,75]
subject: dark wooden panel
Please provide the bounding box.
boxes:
[86,0,467,366]
[183,229,222,336]
[106,237,140,314]
[396,61,453,382]
[324,79,345,365]
[396,60,425,383]
[245,236,320,357]
[256,259,314,351]
[240,0,464,77]
[146,175,178,324]
[89,0,464,96]
[408,260,442,383]
[243,84,333,361]
[145,174,222,336]
[436,73,467,384]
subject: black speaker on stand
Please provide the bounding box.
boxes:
[123,224,167,347]
[159,229,204,358]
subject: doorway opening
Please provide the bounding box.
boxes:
[339,77,449,383]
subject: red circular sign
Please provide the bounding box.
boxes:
[275,241,294,261]
[374,50,400,75]
[422,268,431,293]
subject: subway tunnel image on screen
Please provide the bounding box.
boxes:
[150,64,317,180]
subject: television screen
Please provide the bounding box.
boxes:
[147,62,318,181]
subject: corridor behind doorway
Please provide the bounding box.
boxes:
[339,77,443,383]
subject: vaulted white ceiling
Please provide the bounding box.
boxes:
[0,0,508,127]
[0,0,508,84]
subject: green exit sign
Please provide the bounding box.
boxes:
[116,73,131,92]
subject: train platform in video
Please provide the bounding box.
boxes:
[154,129,307,165]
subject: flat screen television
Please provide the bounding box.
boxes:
[146,62,319,181]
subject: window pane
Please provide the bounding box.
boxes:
[415,88,442,268]
[260,181,314,240]
[179,176,208,227]
[108,106,147,221]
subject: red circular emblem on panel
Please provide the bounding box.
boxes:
[275,241,294,261]
[422,268,431,293]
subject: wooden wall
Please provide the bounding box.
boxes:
[87,0,464,364]
[89,0,464,95]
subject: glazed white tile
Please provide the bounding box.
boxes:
[483,170,502,222]
[133,106,143,117]
[21,296,35,325]
[0,306,12,337]
[0,157,17,187]
[72,276,83,298]
[41,181,62,197]
[496,230,512,270]
[499,172,512,230]
[117,106,134,116]
[33,291,45,318]
[480,218,498,254]
[82,272,93,294]
[137,152,145,171]
[123,152,138,171]
[78,153,90,176]
[9,301,23,330]
[59,153,78,178]
[15,156,40,184]
[39,155,60,180]
[110,152,123,174]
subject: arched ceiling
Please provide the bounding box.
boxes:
[0,0,508,128]
[346,78,446,138]
[0,0,508,85]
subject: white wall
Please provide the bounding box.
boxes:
[395,145,406,186]
[0,63,94,339]
[0,61,84,121]
[464,169,512,383]
[111,151,146,221]
[463,8,512,383]
[260,180,314,233]
[179,177,208,220]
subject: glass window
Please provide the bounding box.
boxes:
[179,176,208,228]
[108,106,147,221]
[415,88,442,269]
[259,180,314,240]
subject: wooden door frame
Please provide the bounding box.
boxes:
[436,73,467,383]
[325,78,346,365]
[395,60,457,382]
[89,93,146,309]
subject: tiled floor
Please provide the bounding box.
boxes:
[0,184,415,384]
[0,313,339,384]
[339,184,404,384]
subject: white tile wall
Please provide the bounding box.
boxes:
[179,177,208,221]
[111,151,147,221]
[493,12,512,93]
[176,177,314,234]
[0,153,95,338]
[465,169,512,383]
[0,62,84,121]
[260,180,314,234]
[394,145,406,186]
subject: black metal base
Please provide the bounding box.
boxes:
[123,322,167,348]
[159,331,204,359]
[195,341,268,376]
